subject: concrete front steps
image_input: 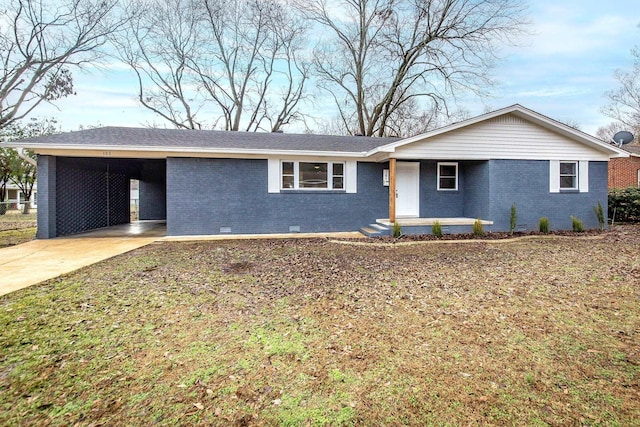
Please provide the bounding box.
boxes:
[359,222,392,237]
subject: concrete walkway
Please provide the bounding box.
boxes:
[0,221,166,297]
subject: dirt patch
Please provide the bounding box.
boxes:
[0,225,639,426]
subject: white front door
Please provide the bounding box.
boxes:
[396,162,420,217]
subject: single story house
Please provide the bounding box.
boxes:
[0,181,37,212]
[6,105,628,238]
[608,143,640,189]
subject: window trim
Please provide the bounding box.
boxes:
[559,161,578,190]
[280,160,346,191]
[437,162,458,191]
[550,160,589,193]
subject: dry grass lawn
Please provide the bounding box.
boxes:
[1,226,639,426]
[0,212,36,248]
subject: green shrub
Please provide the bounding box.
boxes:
[539,217,550,234]
[431,220,443,238]
[392,222,402,238]
[608,187,640,223]
[510,203,517,234]
[570,215,584,232]
[473,218,484,237]
[593,201,605,230]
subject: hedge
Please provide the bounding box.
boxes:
[609,187,640,222]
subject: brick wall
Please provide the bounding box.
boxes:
[166,158,388,236]
[608,156,640,189]
[139,161,167,220]
[488,160,608,231]
[36,155,57,239]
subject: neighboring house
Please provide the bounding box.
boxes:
[0,181,37,211]
[608,143,640,189]
[6,105,628,238]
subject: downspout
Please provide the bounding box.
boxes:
[17,148,37,167]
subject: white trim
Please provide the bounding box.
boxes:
[267,159,280,193]
[551,160,588,193]
[11,144,370,159]
[579,161,589,193]
[559,161,578,191]
[345,161,357,193]
[550,160,560,193]
[437,162,458,191]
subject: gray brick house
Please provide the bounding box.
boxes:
[7,105,628,238]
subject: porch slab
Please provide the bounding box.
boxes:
[377,217,494,226]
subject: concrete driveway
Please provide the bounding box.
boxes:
[0,221,165,297]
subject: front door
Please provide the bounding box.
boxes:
[396,162,420,217]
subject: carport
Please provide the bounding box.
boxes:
[37,156,166,238]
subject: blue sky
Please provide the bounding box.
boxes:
[38,0,639,137]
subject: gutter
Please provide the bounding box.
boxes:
[2,137,38,166]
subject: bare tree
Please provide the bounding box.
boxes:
[296,0,527,137]
[115,0,204,129]
[309,99,469,137]
[117,0,310,131]
[0,0,132,129]
[602,46,640,131]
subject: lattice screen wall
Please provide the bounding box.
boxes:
[55,160,130,236]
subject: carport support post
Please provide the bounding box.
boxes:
[389,158,396,223]
[36,155,57,239]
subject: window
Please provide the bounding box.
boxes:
[281,161,345,190]
[299,162,327,188]
[559,161,578,190]
[282,161,294,188]
[550,160,588,193]
[332,163,344,189]
[437,162,458,190]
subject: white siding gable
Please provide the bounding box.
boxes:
[394,114,611,161]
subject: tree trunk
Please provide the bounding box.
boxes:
[22,202,30,215]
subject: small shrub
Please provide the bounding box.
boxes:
[539,217,550,234]
[431,220,443,238]
[593,201,605,230]
[473,218,484,237]
[392,222,402,238]
[571,215,584,232]
[510,203,517,234]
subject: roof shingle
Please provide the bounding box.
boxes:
[11,126,397,153]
